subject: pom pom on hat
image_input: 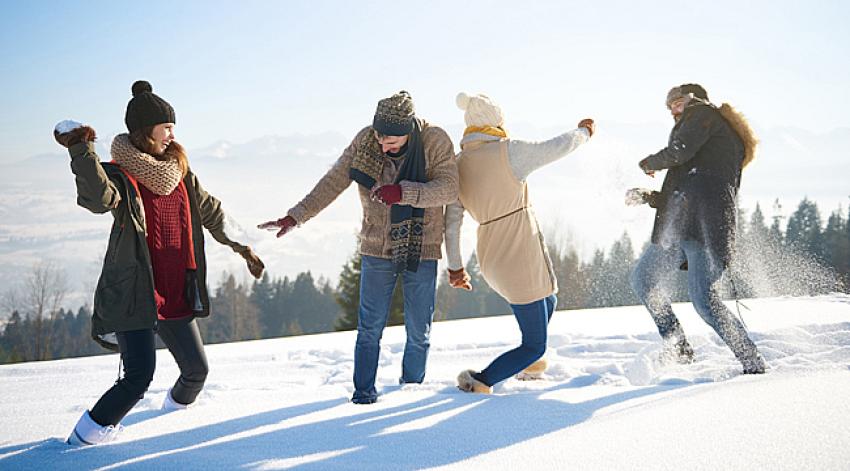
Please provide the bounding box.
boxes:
[456,92,504,128]
[131,80,153,97]
[124,80,176,133]
[456,92,472,110]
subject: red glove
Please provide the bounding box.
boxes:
[448,268,472,291]
[257,215,297,238]
[577,118,595,137]
[371,184,402,206]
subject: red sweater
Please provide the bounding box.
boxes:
[138,182,196,320]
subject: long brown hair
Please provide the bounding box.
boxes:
[129,125,189,178]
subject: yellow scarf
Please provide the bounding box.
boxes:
[463,125,508,138]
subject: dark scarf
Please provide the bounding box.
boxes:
[350,119,427,273]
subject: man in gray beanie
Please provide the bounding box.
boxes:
[259,91,458,404]
[627,83,765,374]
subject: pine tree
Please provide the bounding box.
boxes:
[73,305,101,357]
[202,274,261,343]
[51,308,73,358]
[251,272,281,337]
[769,199,785,246]
[334,252,361,330]
[1,311,25,362]
[287,320,304,336]
[846,202,850,286]
[582,249,607,308]
[786,197,825,260]
[548,242,582,310]
[334,251,404,331]
[273,277,294,336]
[606,232,638,306]
[732,204,771,298]
[749,203,770,243]
[823,208,849,289]
[289,272,342,333]
[469,252,510,316]
[437,252,509,320]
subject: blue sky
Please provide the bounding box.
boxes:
[2,0,849,163]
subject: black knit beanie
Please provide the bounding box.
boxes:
[373,91,415,136]
[124,80,176,133]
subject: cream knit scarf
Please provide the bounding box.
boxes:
[111,133,183,195]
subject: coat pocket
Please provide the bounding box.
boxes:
[95,264,138,319]
[184,269,204,314]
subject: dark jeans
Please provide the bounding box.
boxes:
[89,317,209,426]
[479,295,557,386]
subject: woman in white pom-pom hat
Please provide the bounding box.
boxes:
[448,92,594,394]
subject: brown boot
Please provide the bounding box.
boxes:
[515,358,547,381]
[457,370,491,394]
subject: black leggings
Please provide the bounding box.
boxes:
[89,317,209,426]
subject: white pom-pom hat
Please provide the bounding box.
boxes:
[456,92,504,128]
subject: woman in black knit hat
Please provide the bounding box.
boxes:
[54,80,265,446]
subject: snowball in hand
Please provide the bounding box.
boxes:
[625,188,651,206]
[54,120,84,134]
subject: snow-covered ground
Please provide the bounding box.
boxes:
[1,295,849,470]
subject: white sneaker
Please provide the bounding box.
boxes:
[66,410,123,446]
[161,388,191,411]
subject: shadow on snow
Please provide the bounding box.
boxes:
[0,375,691,470]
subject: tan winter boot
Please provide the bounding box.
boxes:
[515,358,548,381]
[457,370,491,394]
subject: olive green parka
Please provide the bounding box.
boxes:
[68,141,250,350]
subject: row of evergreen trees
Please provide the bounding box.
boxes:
[2,197,847,364]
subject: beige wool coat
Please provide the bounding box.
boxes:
[455,139,557,304]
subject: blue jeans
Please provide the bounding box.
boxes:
[630,241,763,369]
[352,255,437,402]
[479,294,556,386]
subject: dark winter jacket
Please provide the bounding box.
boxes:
[68,141,250,350]
[640,101,745,269]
